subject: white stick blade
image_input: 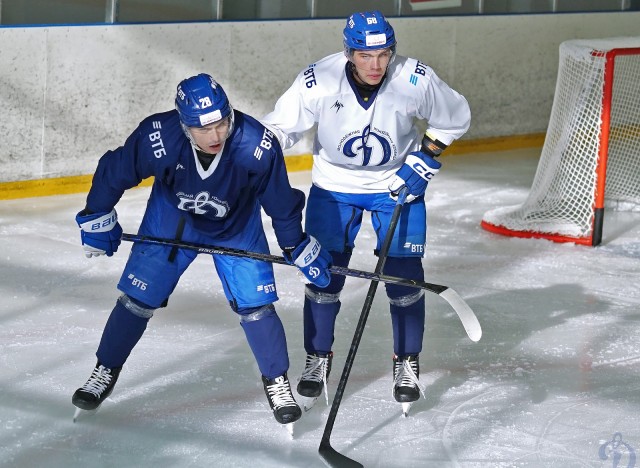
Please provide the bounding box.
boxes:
[439,288,482,342]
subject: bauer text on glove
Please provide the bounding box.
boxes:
[388,151,442,203]
[283,235,332,288]
[76,208,123,258]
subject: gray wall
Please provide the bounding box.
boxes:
[0,12,639,182]
[2,0,636,25]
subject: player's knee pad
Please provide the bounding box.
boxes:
[389,290,425,308]
[238,304,276,323]
[118,293,156,319]
[384,256,425,300]
[305,286,341,305]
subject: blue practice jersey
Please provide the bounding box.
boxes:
[85,110,304,250]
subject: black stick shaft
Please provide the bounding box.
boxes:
[121,231,448,295]
[318,188,408,467]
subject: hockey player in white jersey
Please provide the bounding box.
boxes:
[261,10,471,414]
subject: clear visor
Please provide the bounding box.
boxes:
[345,45,396,63]
[181,109,235,150]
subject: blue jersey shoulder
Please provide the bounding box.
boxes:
[136,110,187,163]
[229,111,284,170]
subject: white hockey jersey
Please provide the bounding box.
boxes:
[261,52,471,194]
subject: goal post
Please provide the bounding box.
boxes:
[481,37,640,246]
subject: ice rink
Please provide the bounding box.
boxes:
[1,149,639,468]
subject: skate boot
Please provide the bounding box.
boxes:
[72,361,122,421]
[393,355,425,417]
[262,373,301,436]
[297,352,333,410]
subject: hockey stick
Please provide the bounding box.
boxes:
[318,187,408,468]
[120,234,481,342]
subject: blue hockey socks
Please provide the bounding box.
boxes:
[239,305,289,379]
[96,295,151,368]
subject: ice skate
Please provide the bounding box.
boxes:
[392,355,425,417]
[297,352,332,411]
[72,362,121,421]
[262,373,302,438]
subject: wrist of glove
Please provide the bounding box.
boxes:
[283,234,332,288]
[389,151,442,203]
[420,131,448,158]
[75,208,123,258]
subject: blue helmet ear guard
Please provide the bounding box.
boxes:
[175,73,232,128]
[343,10,396,56]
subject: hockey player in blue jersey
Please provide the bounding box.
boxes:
[262,11,471,414]
[72,73,332,429]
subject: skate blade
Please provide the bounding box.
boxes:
[401,402,412,418]
[301,396,318,412]
[285,422,294,439]
[72,406,99,422]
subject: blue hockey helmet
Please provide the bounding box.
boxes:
[175,73,232,128]
[343,10,396,56]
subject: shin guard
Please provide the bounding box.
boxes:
[239,304,289,379]
[96,294,153,368]
[390,293,425,356]
[384,257,426,356]
[303,288,341,355]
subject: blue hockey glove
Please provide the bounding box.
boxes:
[283,235,332,288]
[76,208,123,258]
[389,151,442,203]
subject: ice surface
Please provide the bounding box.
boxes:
[1,149,639,467]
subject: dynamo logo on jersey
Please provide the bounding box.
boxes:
[341,124,393,166]
[177,191,229,216]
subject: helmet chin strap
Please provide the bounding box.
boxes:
[349,62,365,85]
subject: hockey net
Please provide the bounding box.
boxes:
[481,37,640,246]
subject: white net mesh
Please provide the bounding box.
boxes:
[482,37,640,242]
